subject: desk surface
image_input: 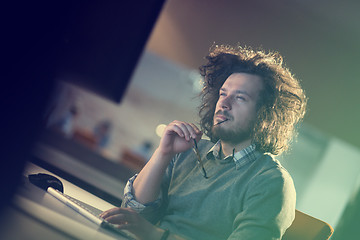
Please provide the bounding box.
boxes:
[0,162,131,240]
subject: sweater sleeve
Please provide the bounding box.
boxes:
[121,157,175,224]
[227,166,296,240]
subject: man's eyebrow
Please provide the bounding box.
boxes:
[235,90,251,97]
[220,88,252,98]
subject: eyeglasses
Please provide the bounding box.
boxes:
[192,139,208,179]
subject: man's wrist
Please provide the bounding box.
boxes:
[154,148,175,162]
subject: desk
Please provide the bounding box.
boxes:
[0,162,131,240]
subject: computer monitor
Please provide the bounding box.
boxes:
[1,0,165,211]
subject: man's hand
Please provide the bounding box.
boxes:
[100,208,188,240]
[158,121,202,158]
[131,121,202,207]
[100,207,161,240]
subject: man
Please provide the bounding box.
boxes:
[100,44,307,240]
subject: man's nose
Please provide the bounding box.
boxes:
[220,96,232,110]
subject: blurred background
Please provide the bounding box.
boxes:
[5,0,359,239]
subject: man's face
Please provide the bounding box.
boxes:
[212,73,263,144]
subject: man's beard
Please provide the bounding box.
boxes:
[212,121,253,144]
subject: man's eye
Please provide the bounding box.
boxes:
[236,96,246,101]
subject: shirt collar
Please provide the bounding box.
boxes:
[206,140,259,170]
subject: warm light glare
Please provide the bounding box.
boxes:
[156,124,167,137]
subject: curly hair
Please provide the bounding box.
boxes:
[199,44,307,155]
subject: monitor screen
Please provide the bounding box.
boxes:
[1,1,165,209]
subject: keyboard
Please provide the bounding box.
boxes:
[48,187,136,240]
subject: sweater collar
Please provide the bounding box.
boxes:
[206,140,260,170]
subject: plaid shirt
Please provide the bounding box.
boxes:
[206,140,260,170]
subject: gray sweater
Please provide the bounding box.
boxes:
[122,140,296,240]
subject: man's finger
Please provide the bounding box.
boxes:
[187,123,201,139]
[100,207,123,219]
[170,121,191,141]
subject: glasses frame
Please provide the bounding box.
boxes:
[192,139,208,179]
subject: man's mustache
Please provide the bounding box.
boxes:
[215,110,233,120]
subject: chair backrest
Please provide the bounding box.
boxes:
[282,210,334,240]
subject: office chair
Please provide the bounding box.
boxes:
[282,210,334,240]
